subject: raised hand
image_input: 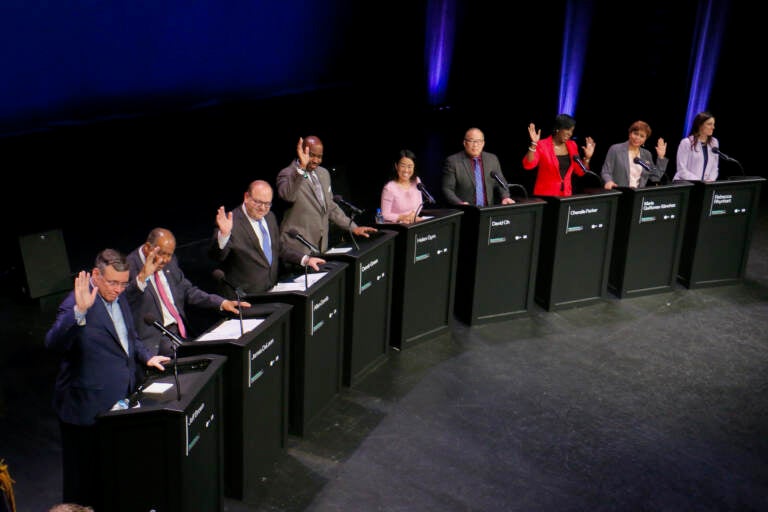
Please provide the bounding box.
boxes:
[74,270,97,314]
[216,206,233,237]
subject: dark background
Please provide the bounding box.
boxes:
[0,0,755,285]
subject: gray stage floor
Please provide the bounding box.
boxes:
[2,202,767,512]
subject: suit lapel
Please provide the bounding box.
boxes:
[236,207,270,266]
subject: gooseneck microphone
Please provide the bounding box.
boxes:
[143,314,181,400]
[574,155,604,185]
[490,171,508,190]
[212,269,245,336]
[713,148,745,176]
[144,314,183,348]
[633,156,653,172]
[333,195,364,215]
[287,229,321,254]
[416,182,436,204]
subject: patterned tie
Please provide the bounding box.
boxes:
[473,157,485,206]
[310,172,326,211]
[154,271,186,338]
[259,219,272,265]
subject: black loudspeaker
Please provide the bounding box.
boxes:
[18,229,71,299]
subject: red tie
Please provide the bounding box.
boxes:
[154,271,186,338]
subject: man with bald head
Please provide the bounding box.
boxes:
[276,136,377,254]
[210,179,326,297]
[125,227,250,356]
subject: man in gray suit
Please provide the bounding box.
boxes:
[276,135,377,254]
[441,127,515,206]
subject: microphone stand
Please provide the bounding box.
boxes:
[347,214,360,251]
[234,289,244,337]
[172,342,181,401]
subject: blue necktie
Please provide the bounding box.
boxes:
[473,157,485,206]
[259,219,272,264]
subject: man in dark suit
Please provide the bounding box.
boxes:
[124,227,250,356]
[45,249,171,508]
[441,127,515,206]
[276,136,377,254]
[209,179,326,297]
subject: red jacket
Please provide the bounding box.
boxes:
[521,136,584,196]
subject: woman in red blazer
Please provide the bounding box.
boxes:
[522,114,596,196]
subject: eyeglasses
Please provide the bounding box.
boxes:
[102,278,130,289]
[464,139,485,145]
[249,197,272,208]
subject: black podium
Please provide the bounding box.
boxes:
[246,261,346,436]
[535,191,621,311]
[677,177,766,288]
[608,182,693,298]
[323,229,396,386]
[177,303,291,504]
[97,354,226,512]
[378,209,462,349]
[453,199,546,325]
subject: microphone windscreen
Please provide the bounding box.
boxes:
[212,269,225,282]
[143,314,158,326]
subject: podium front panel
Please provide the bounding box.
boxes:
[178,303,291,503]
[455,200,545,325]
[382,209,462,348]
[97,355,226,512]
[536,192,620,311]
[609,183,692,298]
[325,230,396,386]
[678,178,765,288]
[246,261,346,436]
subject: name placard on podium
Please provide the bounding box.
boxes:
[678,177,765,288]
[324,230,396,386]
[379,209,462,349]
[609,182,693,298]
[246,261,346,436]
[535,191,621,311]
[454,200,545,325]
[97,355,227,512]
[178,303,291,504]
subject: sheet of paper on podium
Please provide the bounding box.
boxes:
[326,247,352,254]
[196,318,264,341]
[269,271,327,292]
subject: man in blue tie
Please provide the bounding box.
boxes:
[441,127,516,206]
[210,180,326,298]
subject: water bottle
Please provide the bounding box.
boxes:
[375,208,384,224]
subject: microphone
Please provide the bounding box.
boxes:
[333,195,363,215]
[143,314,183,348]
[713,148,745,176]
[416,182,436,204]
[287,229,321,254]
[212,269,244,336]
[212,269,244,297]
[574,155,604,185]
[490,171,508,190]
[712,147,738,163]
[633,156,653,172]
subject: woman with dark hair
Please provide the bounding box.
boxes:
[380,149,425,224]
[523,113,596,196]
[673,111,719,182]
[601,120,668,189]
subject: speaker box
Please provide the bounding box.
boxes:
[18,229,71,299]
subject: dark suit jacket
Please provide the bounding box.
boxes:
[209,207,305,297]
[276,161,357,253]
[441,151,510,206]
[124,248,224,355]
[44,289,153,426]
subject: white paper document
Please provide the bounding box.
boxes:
[143,382,174,394]
[196,318,264,341]
[269,271,327,292]
[326,247,352,254]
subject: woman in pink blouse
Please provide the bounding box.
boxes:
[380,149,426,224]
